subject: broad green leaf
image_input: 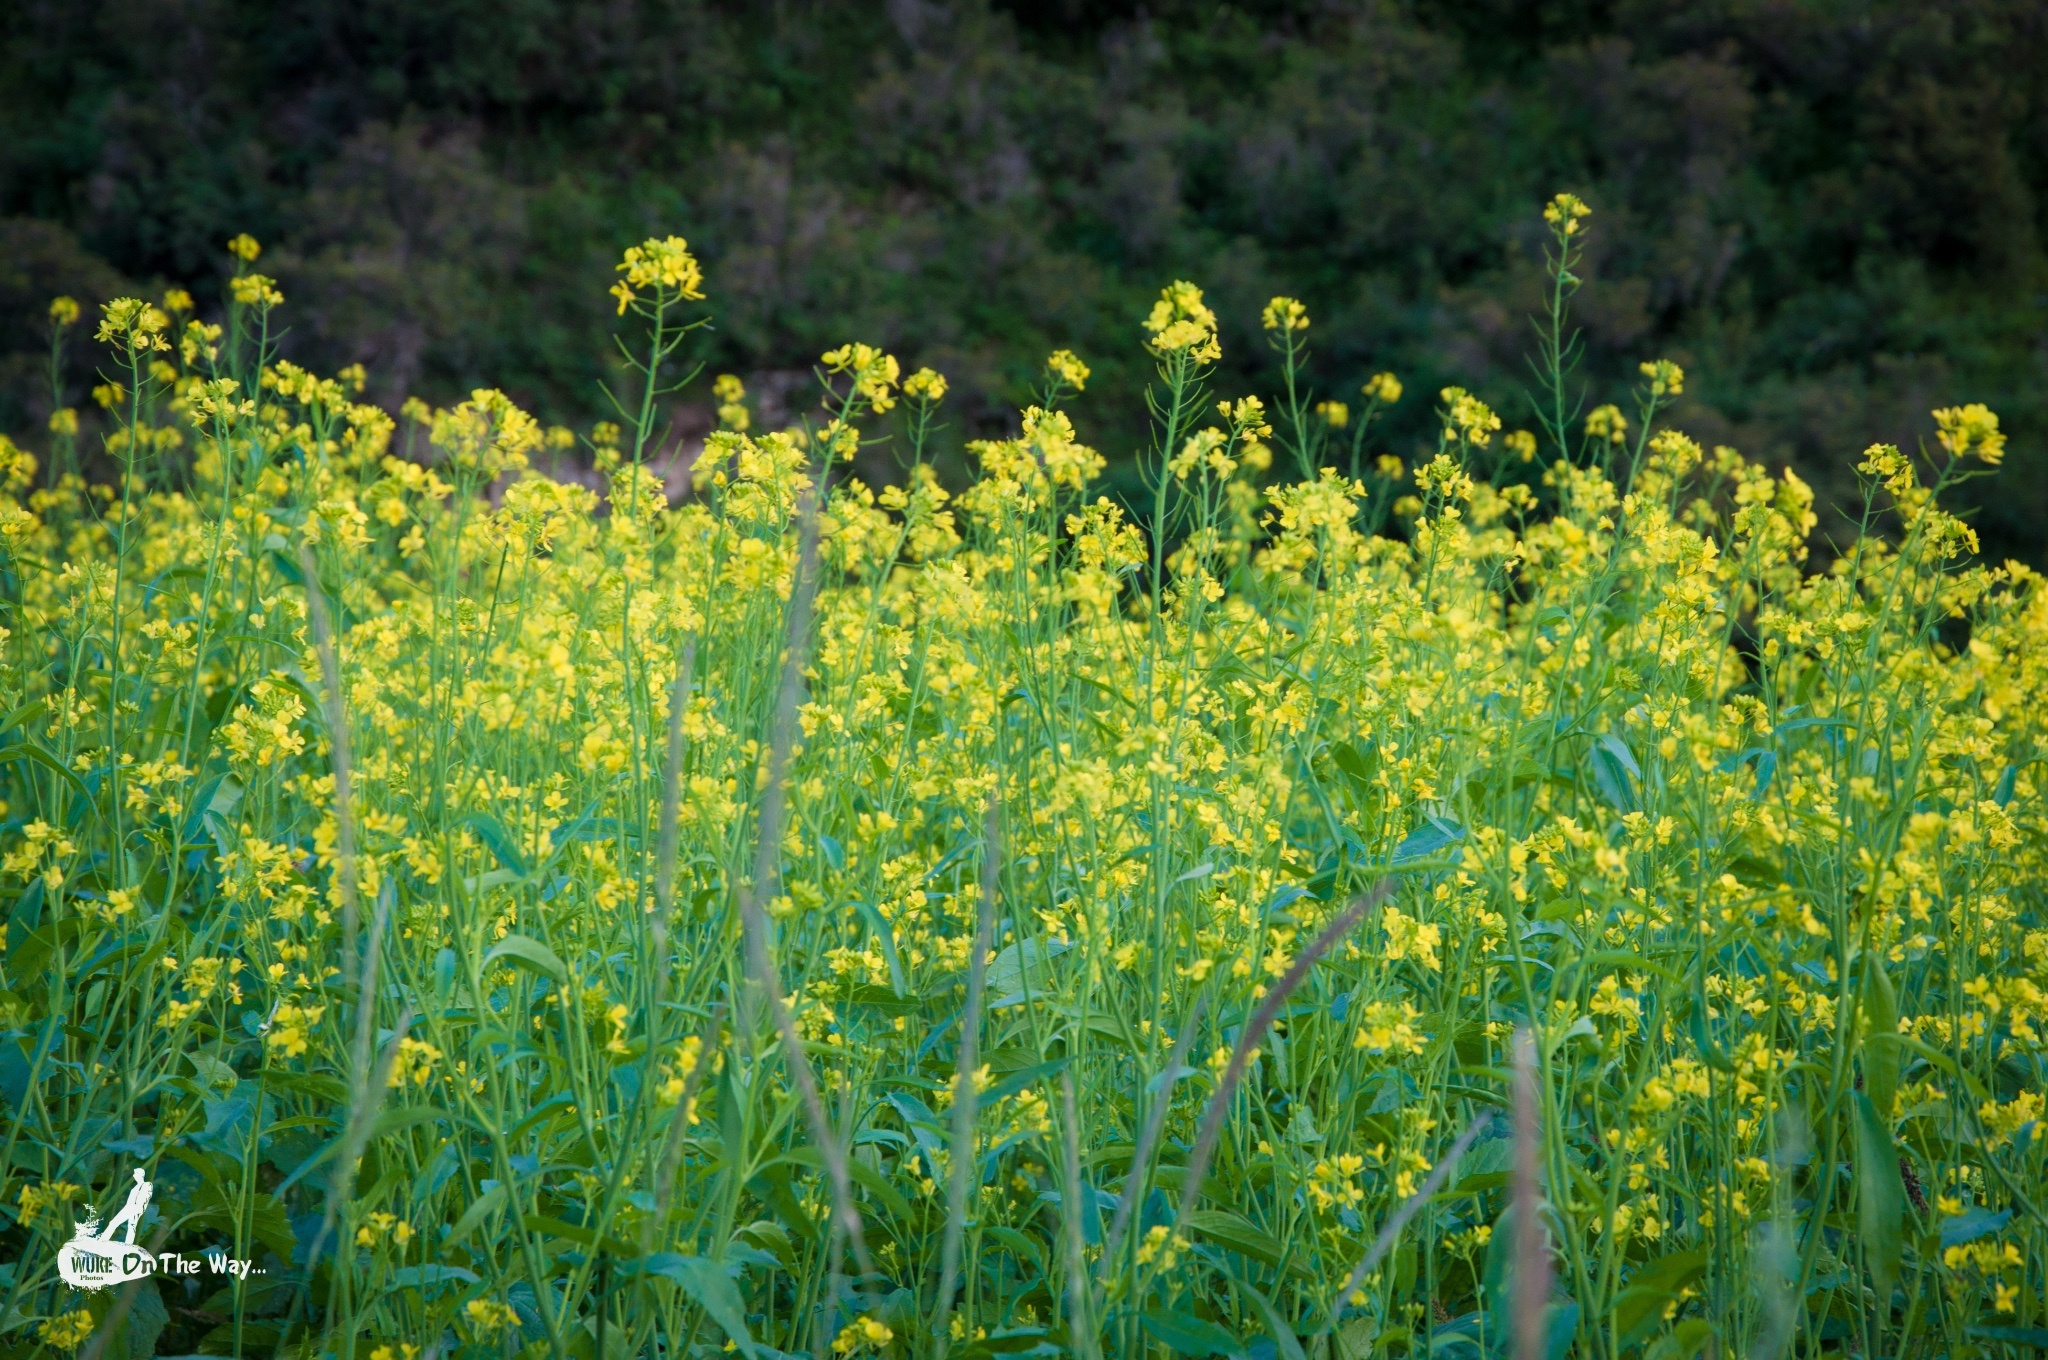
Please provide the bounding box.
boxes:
[1853,1091,1906,1300]
[460,812,531,877]
[446,1184,509,1249]
[637,1253,761,1359]
[1611,1250,1707,1346]
[483,933,568,982]
[1186,1210,1310,1279]
[1236,1276,1308,1360]
[772,1144,914,1221]
[1140,1310,1243,1358]
[519,1213,636,1256]
[1862,963,1900,1116]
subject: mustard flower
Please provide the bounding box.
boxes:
[1639,358,1684,397]
[1142,281,1221,362]
[1585,403,1628,445]
[612,235,706,313]
[1543,191,1592,235]
[229,274,284,308]
[1362,371,1402,404]
[1046,348,1090,391]
[1439,386,1500,446]
[1261,295,1309,332]
[822,343,901,414]
[1933,403,2005,466]
[902,367,948,403]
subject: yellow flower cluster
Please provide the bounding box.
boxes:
[2,204,2041,1357]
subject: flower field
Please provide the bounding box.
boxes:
[0,199,2041,1360]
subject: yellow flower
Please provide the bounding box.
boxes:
[430,388,542,476]
[1439,387,1501,447]
[96,298,172,349]
[903,367,948,403]
[1380,905,1442,970]
[465,1301,522,1336]
[1134,1223,1181,1267]
[1261,295,1309,332]
[265,1001,326,1058]
[1362,371,1402,404]
[822,343,902,413]
[1046,349,1090,391]
[229,274,284,308]
[17,1181,82,1229]
[39,1311,95,1352]
[48,296,80,327]
[831,1317,894,1354]
[227,232,262,261]
[355,1211,410,1248]
[1980,1090,2042,1145]
[1543,191,1592,235]
[1585,403,1628,446]
[1932,403,2005,466]
[1639,359,1684,397]
[1142,281,1221,362]
[613,235,706,313]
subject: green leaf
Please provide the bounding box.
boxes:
[120,1279,170,1360]
[1391,814,1465,865]
[484,934,568,982]
[1590,734,1639,813]
[1940,1206,2012,1248]
[1236,1277,1307,1360]
[1186,1210,1309,1279]
[1139,1310,1243,1358]
[460,813,531,877]
[959,1328,1055,1358]
[1645,1320,1715,1360]
[1862,964,1900,1117]
[636,1254,761,1359]
[372,1105,451,1138]
[1967,1327,2048,1349]
[1880,1031,1989,1101]
[1688,999,1736,1073]
[1853,1091,1906,1300]
[446,1184,509,1249]
[0,700,46,738]
[854,900,907,994]
[982,1057,1070,1106]
[981,1225,1046,1274]
[389,1264,481,1291]
[985,937,1071,999]
[772,1144,914,1222]
[1610,1250,1707,1346]
[0,741,91,803]
[520,1213,636,1257]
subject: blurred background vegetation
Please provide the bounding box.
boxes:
[1,0,2042,556]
